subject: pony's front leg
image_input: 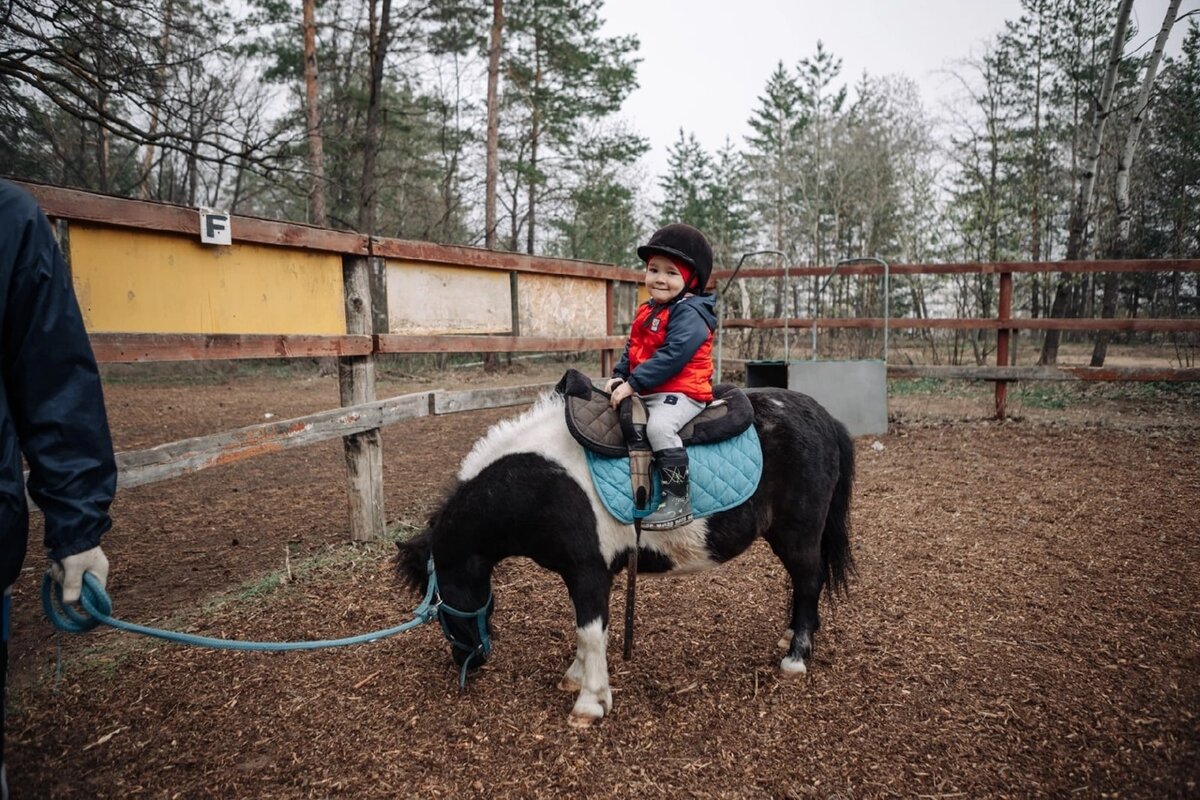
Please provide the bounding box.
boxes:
[565,617,612,727]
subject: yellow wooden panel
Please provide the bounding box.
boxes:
[386,260,512,334]
[518,274,607,337]
[70,223,346,335]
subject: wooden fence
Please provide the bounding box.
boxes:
[19,180,639,540]
[712,260,1200,418]
[16,179,1200,539]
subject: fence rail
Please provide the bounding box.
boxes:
[113,383,554,490]
[719,317,1200,332]
[714,257,1199,418]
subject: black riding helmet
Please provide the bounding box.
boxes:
[637,223,713,294]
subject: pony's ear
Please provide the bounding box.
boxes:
[394,533,431,594]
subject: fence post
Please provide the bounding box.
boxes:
[340,253,386,541]
[601,279,615,376]
[995,269,1013,420]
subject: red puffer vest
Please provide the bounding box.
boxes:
[627,302,714,402]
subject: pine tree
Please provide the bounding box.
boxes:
[500,0,640,254]
[744,61,808,258]
[795,41,847,268]
[656,130,715,229]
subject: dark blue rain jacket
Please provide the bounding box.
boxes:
[0,180,116,590]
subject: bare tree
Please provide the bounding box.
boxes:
[0,0,294,194]
[358,0,393,235]
[1091,0,1182,365]
[485,0,503,249]
[139,0,172,199]
[303,0,328,226]
[1041,0,1132,365]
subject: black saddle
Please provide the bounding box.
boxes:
[554,368,754,458]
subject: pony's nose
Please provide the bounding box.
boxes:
[451,646,488,670]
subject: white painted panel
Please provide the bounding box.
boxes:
[386,261,512,334]
[517,273,607,337]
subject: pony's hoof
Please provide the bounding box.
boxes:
[779,656,808,676]
[777,629,794,650]
[568,711,602,729]
[557,676,582,693]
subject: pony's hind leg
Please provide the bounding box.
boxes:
[766,521,826,676]
[780,563,822,675]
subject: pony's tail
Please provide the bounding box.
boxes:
[395,526,434,595]
[822,420,856,597]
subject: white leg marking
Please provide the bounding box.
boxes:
[780,655,808,675]
[568,619,611,727]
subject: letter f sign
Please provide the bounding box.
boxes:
[199,208,232,245]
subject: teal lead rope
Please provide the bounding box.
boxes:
[41,570,440,652]
[41,560,493,689]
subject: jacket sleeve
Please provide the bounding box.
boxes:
[627,303,712,393]
[3,193,116,561]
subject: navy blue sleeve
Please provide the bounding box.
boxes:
[1,183,116,561]
[628,303,712,393]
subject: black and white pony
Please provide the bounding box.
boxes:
[397,384,855,727]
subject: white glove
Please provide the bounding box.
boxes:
[51,546,109,604]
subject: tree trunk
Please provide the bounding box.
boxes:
[96,92,111,193]
[525,20,542,255]
[140,0,172,200]
[1042,0,1133,365]
[1064,0,1131,260]
[1091,0,1179,366]
[303,0,328,227]
[1030,0,1044,265]
[484,0,503,249]
[186,108,198,205]
[358,0,393,236]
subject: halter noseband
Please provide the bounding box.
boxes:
[426,557,494,688]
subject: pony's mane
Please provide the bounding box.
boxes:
[457,390,569,482]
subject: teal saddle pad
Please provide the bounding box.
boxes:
[584,426,763,525]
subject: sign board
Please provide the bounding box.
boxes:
[199,208,232,245]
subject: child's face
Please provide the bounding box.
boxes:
[644,255,687,303]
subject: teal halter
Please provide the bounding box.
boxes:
[427,557,494,688]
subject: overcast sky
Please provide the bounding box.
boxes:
[599,0,1192,179]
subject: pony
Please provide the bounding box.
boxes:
[397,384,855,727]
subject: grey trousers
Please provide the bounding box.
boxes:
[641,392,706,452]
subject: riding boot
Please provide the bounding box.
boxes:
[641,448,693,531]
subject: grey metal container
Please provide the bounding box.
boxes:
[720,256,890,437]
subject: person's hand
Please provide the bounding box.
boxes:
[51,546,109,604]
[604,377,624,394]
[609,380,635,410]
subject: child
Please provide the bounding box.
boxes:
[606,223,716,530]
